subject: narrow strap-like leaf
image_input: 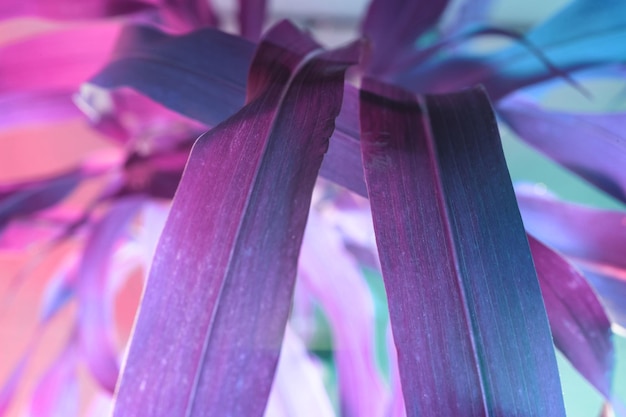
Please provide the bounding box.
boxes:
[528,234,615,400]
[359,79,565,416]
[111,21,359,417]
[77,198,144,392]
[517,188,626,329]
[360,0,449,76]
[238,0,267,40]
[500,98,626,203]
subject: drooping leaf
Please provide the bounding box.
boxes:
[360,0,449,76]
[28,341,79,417]
[359,79,565,416]
[528,235,614,399]
[517,188,626,329]
[500,97,626,203]
[76,197,144,393]
[387,0,626,100]
[90,24,369,196]
[111,21,359,417]
[0,22,122,94]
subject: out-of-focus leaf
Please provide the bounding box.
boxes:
[0,170,84,230]
[159,0,218,31]
[90,25,369,196]
[238,0,267,40]
[0,0,153,20]
[360,0,449,76]
[0,92,82,131]
[264,325,336,417]
[500,98,626,203]
[0,23,122,94]
[76,86,206,150]
[90,25,254,128]
[389,0,626,99]
[28,342,79,417]
[111,21,359,417]
[517,188,626,329]
[298,210,388,417]
[76,198,144,393]
[359,80,565,416]
[528,235,614,399]
[0,338,38,416]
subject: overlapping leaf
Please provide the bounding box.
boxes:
[500,98,626,203]
[528,235,614,399]
[518,188,626,329]
[111,21,359,417]
[359,79,565,416]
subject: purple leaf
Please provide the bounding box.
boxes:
[0,0,154,20]
[76,198,144,393]
[359,80,565,416]
[0,170,84,230]
[528,235,614,399]
[111,21,359,417]
[500,97,626,203]
[360,0,449,76]
[517,188,626,329]
[90,24,255,128]
[159,0,219,32]
[238,0,267,41]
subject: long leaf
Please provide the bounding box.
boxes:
[111,21,359,417]
[528,235,614,399]
[359,79,565,416]
[517,188,626,329]
[500,98,626,203]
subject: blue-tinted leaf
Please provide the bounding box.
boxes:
[500,98,626,203]
[389,0,626,99]
[517,188,626,329]
[528,235,614,399]
[90,25,254,129]
[90,24,369,197]
[0,170,84,231]
[111,21,359,417]
[359,80,565,416]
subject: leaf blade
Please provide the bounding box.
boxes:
[111,22,359,417]
[359,80,565,416]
